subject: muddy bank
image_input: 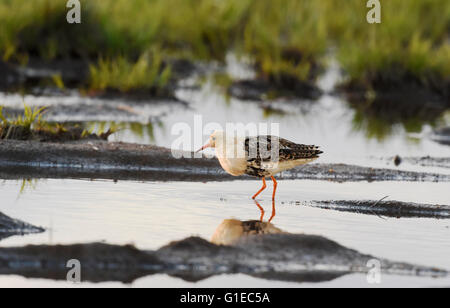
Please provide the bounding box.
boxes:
[0,230,446,283]
[0,212,44,242]
[383,156,450,169]
[303,200,450,219]
[1,140,450,183]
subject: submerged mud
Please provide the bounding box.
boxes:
[306,200,450,219]
[0,225,447,284]
[0,140,449,183]
[0,212,44,241]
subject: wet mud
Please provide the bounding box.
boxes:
[0,212,44,241]
[228,78,321,101]
[0,221,447,284]
[386,156,450,169]
[0,140,449,183]
[306,200,450,219]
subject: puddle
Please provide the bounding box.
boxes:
[0,178,449,287]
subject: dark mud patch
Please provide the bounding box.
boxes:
[0,99,187,124]
[0,57,198,100]
[0,243,163,283]
[339,74,449,112]
[228,78,321,101]
[338,78,449,140]
[0,232,446,284]
[0,62,22,89]
[385,156,450,169]
[0,125,113,143]
[0,212,44,242]
[1,140,450,183]
[306,200,450,219]
[0,59,88,92]
[282,163,450,182]
[431,127,450,146]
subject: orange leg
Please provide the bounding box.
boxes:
[268,199,276,222]
[253,200,265,222]
[252,177,267,199]
[271,176,278,201]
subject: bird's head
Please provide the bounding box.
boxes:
[196,130,225,152]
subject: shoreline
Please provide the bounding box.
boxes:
[0,140,449,183]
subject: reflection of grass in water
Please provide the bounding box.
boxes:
[351,106,445,142]
[209,72,233,105]
[1,106,116,141]
[352,111,394,142]
[0,179,39,199]
[81,121,159,142]
[83,121,121,138]
[17,179,39,199]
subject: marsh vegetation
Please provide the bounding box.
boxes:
[0,0,447,97]
[0,0,449,288]
[0,105,114,141]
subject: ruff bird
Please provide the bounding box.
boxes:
[197,130,323,201]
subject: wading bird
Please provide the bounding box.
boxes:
[196,130,323,203]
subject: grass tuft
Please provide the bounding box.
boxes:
[0,104,116,141]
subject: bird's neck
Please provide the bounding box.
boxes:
[215,136,246,159]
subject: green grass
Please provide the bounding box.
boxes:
[332,0,450,89]
[89,52,171,92]
[0,105,46,136]
[0,104,48,140]
[0,0,448,92]
[0,104,115,141]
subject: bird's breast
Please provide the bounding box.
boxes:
[217,156,247,176]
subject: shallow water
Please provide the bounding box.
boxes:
[0,178,449,287]
[0,57,449,287]
[2,57,450,169]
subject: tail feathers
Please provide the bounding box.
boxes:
[280,146,322,160]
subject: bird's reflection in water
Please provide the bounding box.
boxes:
[211,217,285,246]
[253,199,276,222]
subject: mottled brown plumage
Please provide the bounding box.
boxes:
[197,131,323,209]
[244,135,323,177]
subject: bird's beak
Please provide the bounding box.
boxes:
[196,142,211,153]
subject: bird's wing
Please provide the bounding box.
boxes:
[245,135,323,162]
[278,137,323,161]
